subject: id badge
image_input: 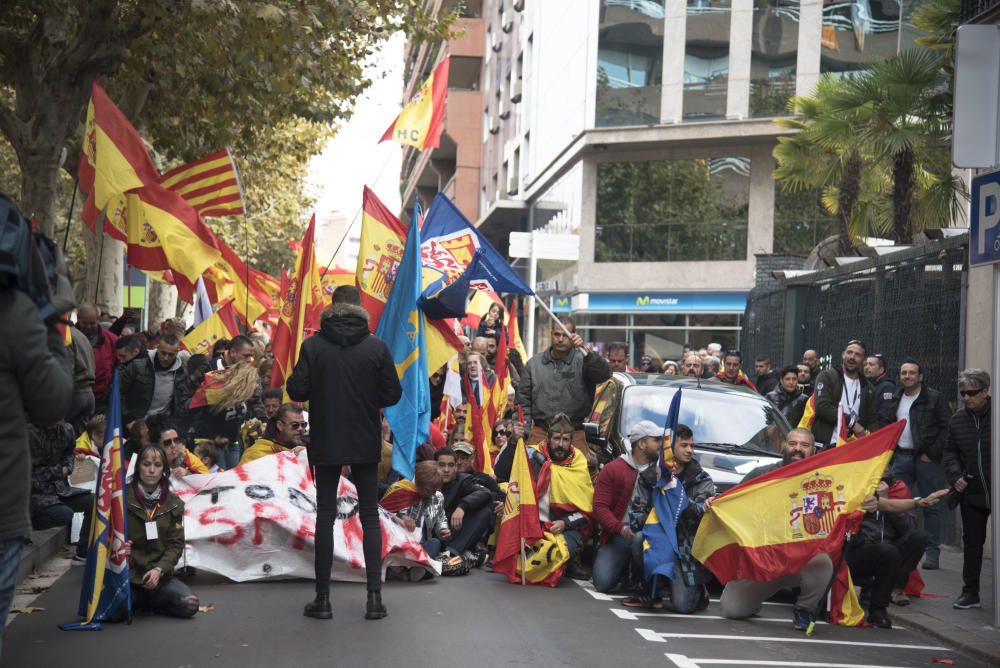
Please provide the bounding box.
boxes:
[145,521,159,540]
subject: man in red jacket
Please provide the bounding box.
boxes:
[76,304,118,412]
[591,420,661,593]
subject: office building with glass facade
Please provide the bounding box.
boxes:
[443,0,926,364]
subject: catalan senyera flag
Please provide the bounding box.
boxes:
[379,56,450,151]
[182,301,241,356]
[356,186,408,331]
[60,370,130,631]
[158,148,245,218]
[174,234,273,325]
[270,215,325,395]
[493,438,544,584]
[692,422,904,588]
[78,82,159,238]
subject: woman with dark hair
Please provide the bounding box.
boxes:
[476,302,504,343]
[122,443,199,618]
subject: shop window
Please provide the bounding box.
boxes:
[596,0,665,126]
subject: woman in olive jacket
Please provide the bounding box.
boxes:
[123,443,198,618]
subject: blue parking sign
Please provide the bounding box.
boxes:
[971,169,1000,267]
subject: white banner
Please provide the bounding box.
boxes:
[172,450,440,582]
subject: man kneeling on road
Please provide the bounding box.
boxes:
[591,420,659,594]
[718,429,832,630]
[435,448,494,567]
[239,403,307,464]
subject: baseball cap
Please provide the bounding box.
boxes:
[628,420,663,442]
[452,441,475,456]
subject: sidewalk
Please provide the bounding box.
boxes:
[888,547,1000,667]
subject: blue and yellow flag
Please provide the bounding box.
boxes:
[60,370,131,631]
[643,389,689,589]
[375,209,430,480]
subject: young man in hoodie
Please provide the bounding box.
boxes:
[591,420,660,593]
[286,285,402,621]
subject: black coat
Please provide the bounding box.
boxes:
[755,370,780,397]
[440,472,493,516]
[942,399,991,508]
[872,375,896,428]
[286,304,402,466]
[888,384,950,461]
[766,386,808,427]
[812,368,878,444]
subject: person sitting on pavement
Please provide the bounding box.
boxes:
[28,421,94,563]
[715,350,758,391]
[718,428,833,631]
[381,461,449,582]
[434,447,494,567]
[624,424,715,612]
[121,443,199,618]
[592,420,659,594]
[526,413,595,581]
[766,365,808,427]
[150,420,208,478]
[452,441,505,517]
[192,440,222,473]
[847,474,946,628]
[239,403,307,464]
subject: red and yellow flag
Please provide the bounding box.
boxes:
[181,301,242,356]
[379,56,450,151]
[158,149,245,218]
[378,479,423,514]
[692,422,903,586]
[356,187,408,331]
[493,438,544,584]
[797,394,816,430]
[270,215,325,393]
[78,82,159,238]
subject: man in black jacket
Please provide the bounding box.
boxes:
[753,355,780,396]
[864,353,896,428]
[287,286,402,621]
[942,368,993,610]
[887,358,950,570]
[119,334,190,424]
[812,340,878,447]
[434,447,494,563]
[0,285,72,655]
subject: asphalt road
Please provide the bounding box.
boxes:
[2,561,993,668]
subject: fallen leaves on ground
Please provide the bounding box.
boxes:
[198,604,215,613]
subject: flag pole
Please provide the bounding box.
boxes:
[243,215,250,329]
[535,292,574,339]
[520,537,526,586]
[62,180,78,251]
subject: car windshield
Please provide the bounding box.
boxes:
[618,385,788,454]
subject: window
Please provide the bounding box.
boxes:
[596,0,665,126]
[684,0,731,120]
[749,0,800,117]
[820,0,926,77]
[595,157,750,262]
[772,185,840,255]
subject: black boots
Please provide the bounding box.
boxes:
[304,592,332,620]
[365,590,387,620]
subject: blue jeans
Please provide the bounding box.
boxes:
[0,537,24,657]
[423,537,442,559]
[891,450,942,559]
[221,443,242,470]
[593,533,644,593]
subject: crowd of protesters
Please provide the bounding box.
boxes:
[2,288,993,643]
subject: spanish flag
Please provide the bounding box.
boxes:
[188,370,227,410]
[159,148,245,218]
[356,186,408,330]
[797,394,817,430]
[78,82,159,239]
[379,57,450,151]
[270,215,326,395]
[463,371,495,476]
[493,438,544,584]
[173,235,273,325]
[182,301,242,356]
[379,479,423,513]
[692,422,903,587]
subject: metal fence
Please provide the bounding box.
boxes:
[744,236,968,407]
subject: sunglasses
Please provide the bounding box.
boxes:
[161,437,183,446]
[286,421,308,430]
[495,430,510,436]
[959,388,984,398]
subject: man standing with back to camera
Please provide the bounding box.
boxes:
[287,285,402,621]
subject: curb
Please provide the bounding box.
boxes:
[16,527,69,585]
[888,607,1000,668]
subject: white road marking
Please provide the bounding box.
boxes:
[610,607,830,626]
[574,579,626,600]
[664,654,917,668]
[634,629,944,651]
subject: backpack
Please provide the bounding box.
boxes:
[0,192,75,323]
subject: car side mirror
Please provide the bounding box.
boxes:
[583,422,606,447]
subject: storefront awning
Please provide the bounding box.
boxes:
[550,291,748,314]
